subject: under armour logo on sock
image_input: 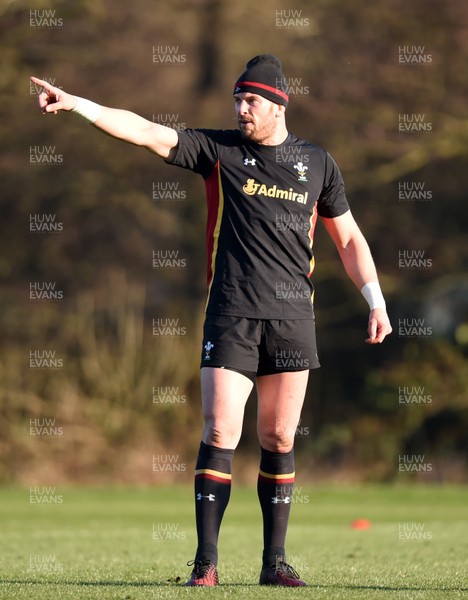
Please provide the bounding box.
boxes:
[197,493,216,502]
[271,496,291,504]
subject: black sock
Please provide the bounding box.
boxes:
[194,441,234,565]
[257,446,295,567]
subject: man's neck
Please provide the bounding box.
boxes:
[260,126,289,146]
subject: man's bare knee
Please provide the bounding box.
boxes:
[259,428,295,452]
[203,419,240,448]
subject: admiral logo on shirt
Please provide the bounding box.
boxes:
[242,178,309,204]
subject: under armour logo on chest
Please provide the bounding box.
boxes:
[244,158,256,166]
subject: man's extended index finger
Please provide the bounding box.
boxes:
[30,76,55,93]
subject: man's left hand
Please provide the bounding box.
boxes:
[365,308,392,344]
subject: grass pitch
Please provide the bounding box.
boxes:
[0,485,467,599]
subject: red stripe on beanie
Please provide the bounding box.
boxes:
[234,81,289,103]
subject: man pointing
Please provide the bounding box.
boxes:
[32,54,391,587]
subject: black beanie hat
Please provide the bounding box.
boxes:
[233,54,289,107]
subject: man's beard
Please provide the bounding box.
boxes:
[238,116,275,144]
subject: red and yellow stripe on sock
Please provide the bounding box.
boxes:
[258,469,295,485]
[195,468,232,484]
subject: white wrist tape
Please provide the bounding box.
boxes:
[361,282,386,310]
[71,97,101,123]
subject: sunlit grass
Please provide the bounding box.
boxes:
[0,485,466,599]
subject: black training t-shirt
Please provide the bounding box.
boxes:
[165,129,349,319]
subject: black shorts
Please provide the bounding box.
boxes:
[200,314,320,379]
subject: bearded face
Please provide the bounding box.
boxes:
[235,93,282,144]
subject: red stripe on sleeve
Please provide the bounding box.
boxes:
[204,161,221,288]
